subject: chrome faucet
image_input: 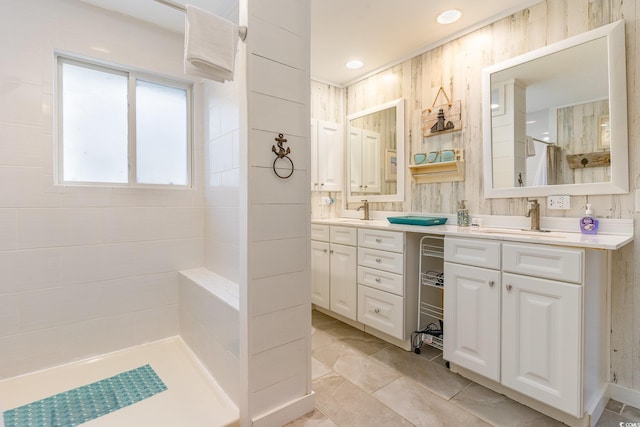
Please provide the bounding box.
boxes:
[357,199,370,220]
[525,199,541,231]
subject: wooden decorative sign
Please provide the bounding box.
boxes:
[422,86,462,138]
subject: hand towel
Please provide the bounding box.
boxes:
[526,136,536,157]
[184,4,238,82]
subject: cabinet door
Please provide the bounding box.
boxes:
[310,120,319,191]
[361,129,381,193]
[317,120,343,192]
[349,128,363,192]
[311,240,330,309]
[444,262,501,381]
[330,243,357,320]
[501,272,582,417]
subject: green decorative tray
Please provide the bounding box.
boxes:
[387,216,448,226]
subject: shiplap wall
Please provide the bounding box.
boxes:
[242,0,315,424]
[315,0,640,393]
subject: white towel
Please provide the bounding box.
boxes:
[184,5,238,82]
[526,136,536,157]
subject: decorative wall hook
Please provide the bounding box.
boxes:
[271,133,294,179]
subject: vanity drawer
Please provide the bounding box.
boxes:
[358,247,404,275]
[444,237,501,270]
[357,285,403,339]
[311,224,330,242]
[330,226,357,246]
[502,243,583,284]
[358,266,403,296]
[358,229,404,253]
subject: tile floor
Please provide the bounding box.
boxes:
[288,310,640,427]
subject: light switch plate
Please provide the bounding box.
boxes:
[547,195,570,209]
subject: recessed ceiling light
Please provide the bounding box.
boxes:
[437,9,462,25]
[346,60,363,69]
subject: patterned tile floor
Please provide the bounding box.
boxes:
[288,310,640,427]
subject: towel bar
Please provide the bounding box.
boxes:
[153,0,248,41]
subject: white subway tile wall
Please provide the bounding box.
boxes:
[0,0,204,379]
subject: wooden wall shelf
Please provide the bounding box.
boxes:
[409,161,465,184]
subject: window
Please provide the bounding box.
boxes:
[57,56,191,187]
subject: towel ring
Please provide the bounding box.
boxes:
[271,133,294,179]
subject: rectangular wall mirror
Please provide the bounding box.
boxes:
[482,20,628,198]
[346,98,405,203]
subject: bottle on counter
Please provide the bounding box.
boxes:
[580,203,599,234]
[457,200,470,226]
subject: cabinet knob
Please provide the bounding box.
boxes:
[489,281,494,287]
[506,284,512,291]
[323,249,328,253]
[320,183,325,187]
[374,308,380,314]
[330,250,334,254]
[375,278,381,283]
[375,238,382,243]
[375,258,382,263]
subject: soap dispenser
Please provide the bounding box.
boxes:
[457,200,469,226]
[580,203,599,235]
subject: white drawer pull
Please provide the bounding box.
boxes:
[375,258,382,263]
[375,238,382,243]
[488,281,494,287]
[374,308,380,314]
[375,278,381,283]
[506,284,512,291]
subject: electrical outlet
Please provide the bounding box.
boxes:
[547,195,571,209]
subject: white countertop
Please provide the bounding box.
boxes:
[312,218,633,250]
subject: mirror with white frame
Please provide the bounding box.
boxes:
[346,98,405,203]
[482,20,628,198]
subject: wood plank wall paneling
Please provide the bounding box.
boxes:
[312,0,640,392]
[246,0,312,422]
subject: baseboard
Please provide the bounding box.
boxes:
[251,392,315,427]
[609,383,640,409]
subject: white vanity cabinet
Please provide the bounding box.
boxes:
[310,224,357,320]
[501,243,583,416]
[310,119,343,192]
[357,228,405,338]
[444,238,502,381]
[444,237,595,419]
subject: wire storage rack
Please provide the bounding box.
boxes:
[414,235,445,354]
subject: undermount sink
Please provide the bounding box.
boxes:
[332,218,387,226]
[474,228,567,238]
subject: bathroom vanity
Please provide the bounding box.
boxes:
[310,217,631,427]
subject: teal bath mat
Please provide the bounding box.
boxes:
[3,364,166,427]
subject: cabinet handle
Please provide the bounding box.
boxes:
[488,281,494,287]
[506,284,512,291]
[375,238,382,243]
[374,308,380,314]
[375,278,381,283]
[375,258,382,263]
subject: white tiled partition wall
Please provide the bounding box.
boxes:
[240,0,314,425]
[0,0,204,379]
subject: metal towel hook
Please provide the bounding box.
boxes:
[271,133,294,179]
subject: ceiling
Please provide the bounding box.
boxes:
[79,0,542,86]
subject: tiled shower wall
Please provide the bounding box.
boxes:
[0,0,204,379]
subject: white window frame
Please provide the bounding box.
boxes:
[55,53,193,188]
